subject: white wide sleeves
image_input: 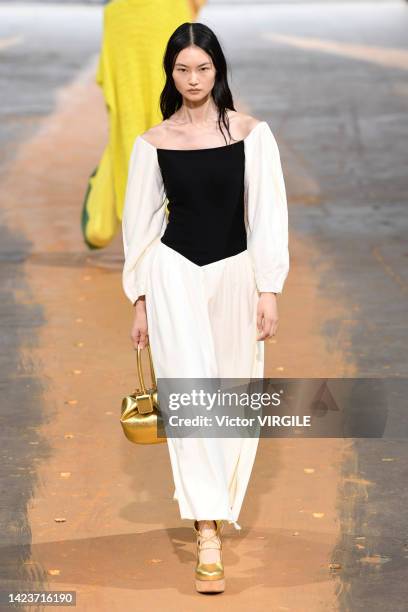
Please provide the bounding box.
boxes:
[122,137,167,305]
[244,122,289,294]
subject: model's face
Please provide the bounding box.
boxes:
[172,45,216,102]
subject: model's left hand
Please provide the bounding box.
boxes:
[256,293,279,340]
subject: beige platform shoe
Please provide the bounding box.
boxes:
[193,519,225,594]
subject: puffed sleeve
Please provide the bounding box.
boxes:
[244,122,289,294]
[122,136,167,305]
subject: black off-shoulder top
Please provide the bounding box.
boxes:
[157,140,246,267]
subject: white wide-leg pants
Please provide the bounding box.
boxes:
[145,239,264,530]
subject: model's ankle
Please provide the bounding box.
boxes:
[197,519,217,531]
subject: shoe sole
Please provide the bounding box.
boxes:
[195,577,225,593]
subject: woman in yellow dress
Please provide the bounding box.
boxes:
[82,0,207,248]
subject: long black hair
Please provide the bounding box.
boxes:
[159,22,237,146]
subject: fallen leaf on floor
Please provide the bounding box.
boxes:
[343,475,373,486]
[312,512,325,518]
[304,468,315,473]
[360,554,391,565]
[329,563,341,570]
[54,517,66,523]
[48,569,61,576]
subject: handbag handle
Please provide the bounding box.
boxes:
[136,343,157,394]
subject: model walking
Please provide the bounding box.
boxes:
[122,22,289,594]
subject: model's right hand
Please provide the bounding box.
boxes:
[130,297,149,349]
[256,293,279,341]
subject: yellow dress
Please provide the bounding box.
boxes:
[83,0,204,248]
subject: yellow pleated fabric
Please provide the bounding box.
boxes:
[96,0,198,223]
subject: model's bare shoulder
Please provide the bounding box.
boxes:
[242,114,262,135]
[226,111,262,139]
[140,122,169,148]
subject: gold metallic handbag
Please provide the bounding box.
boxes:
[120,344,166,444]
